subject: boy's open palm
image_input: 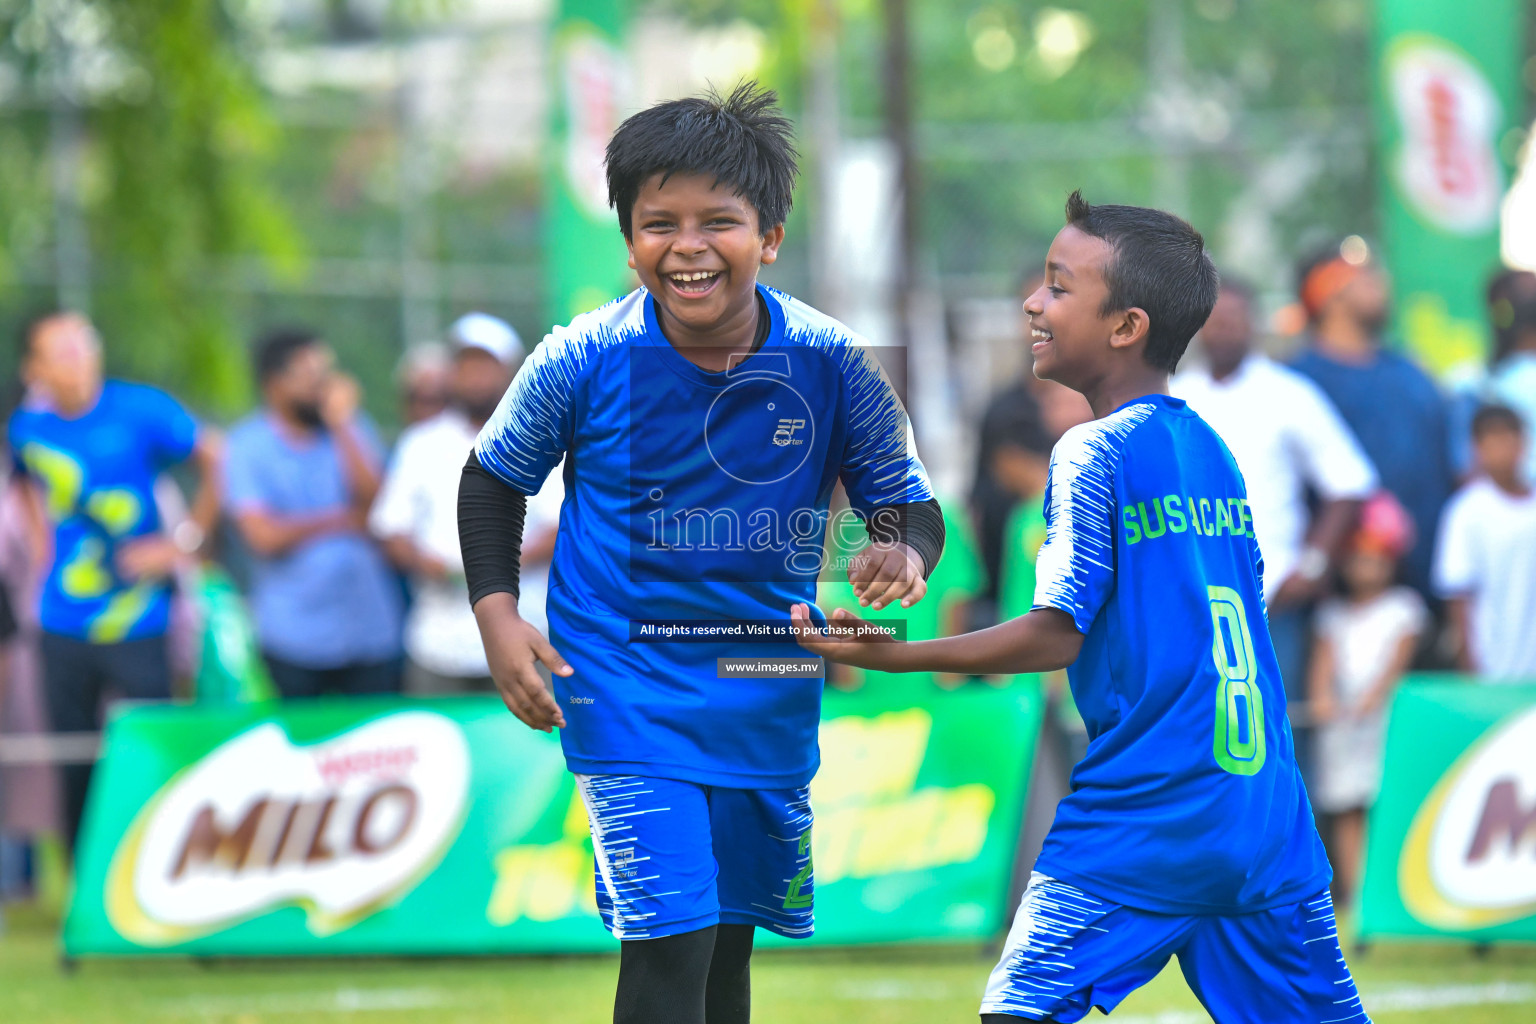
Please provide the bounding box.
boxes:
[474,592,573,732]
[790,603,901,671]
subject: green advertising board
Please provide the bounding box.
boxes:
[65,687,1041,957]
[1359,680,1536,942]
[1375,0,1524,376]
[546,0,635,327]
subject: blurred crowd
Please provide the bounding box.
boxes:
[0,308,562,895]
[1,246,1535,916]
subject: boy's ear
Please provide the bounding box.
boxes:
[626,235,638,270]
[760,224,786,266]
[1108,307,1151,352]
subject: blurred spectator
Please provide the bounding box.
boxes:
[225,329,403,698]
[371,314,562,693]
[1173,280,1377,702]
[992,414,1054,624]
[7,311,219,850]
[970,382,1042,620]
[1434,404,1536,682]
[1289,245,1454,600]
[1308,493,1424,906]
[0,474,59,871]
[970,272,1090,624]
[397,341,452,428]
[1484,269,1536,481]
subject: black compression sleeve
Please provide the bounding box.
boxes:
[864,497,946,579]
[458,450,527,607]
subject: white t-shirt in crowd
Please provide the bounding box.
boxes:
[1174,355,1378,600]
[370,409,564,678]
[1312,586,1426,812]
[1434,477,1536,682]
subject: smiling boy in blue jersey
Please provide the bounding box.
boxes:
[794,192,1370,1024]
[457,83,943,1024]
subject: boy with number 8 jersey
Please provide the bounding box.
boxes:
[795,193,1369,1024]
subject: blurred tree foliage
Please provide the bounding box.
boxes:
[652,0,1381,293]
[0,0,300,416]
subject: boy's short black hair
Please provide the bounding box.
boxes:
[254,327,321,386]
[605,81,799,239]
[1063,191,1218,373]
[1472,403,1525,439]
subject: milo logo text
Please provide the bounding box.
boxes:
[105,712,469,944]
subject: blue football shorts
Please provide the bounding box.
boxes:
[574,774,815,941]
[981,873,1371,1023]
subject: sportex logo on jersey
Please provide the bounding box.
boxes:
[772,418,807,447]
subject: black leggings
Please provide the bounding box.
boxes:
[40,632,171,852]
[615,924,754,1024]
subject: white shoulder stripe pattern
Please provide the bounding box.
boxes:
[773,289,934,506]
[1033,402,1156,624]
[475,290,646,491]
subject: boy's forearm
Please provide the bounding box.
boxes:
[333,421,382,510]
[883,608,1082,675]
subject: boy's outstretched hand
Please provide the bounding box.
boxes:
[473,592,574,732]
[847,541,926,610]
[791,603,906,671]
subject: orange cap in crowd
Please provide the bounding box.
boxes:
[1300,257,1365,319]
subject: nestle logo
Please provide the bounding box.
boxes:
[315,746,418,787]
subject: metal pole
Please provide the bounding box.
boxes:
[805,0,844,317]
[396,40,437,349]
[882,0,915,399]
[49,20,90,314]
[1149,0,1191,216]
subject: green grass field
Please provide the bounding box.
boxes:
[2,904,1533,1023]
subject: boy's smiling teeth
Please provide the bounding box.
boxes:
[1032,328,1053,340]
[669,271,719,282]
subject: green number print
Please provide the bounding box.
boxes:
[782,829,813,910]
[1207,586,1266,776]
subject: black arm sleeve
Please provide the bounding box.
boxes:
[458,450,527,607]
[864,497,946,580]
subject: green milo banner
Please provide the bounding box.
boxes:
[1375,0,1524,376]
[546,0,635,327]
[65,688,1041,956]
[1360,680,1536,941]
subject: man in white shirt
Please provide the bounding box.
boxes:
[1174,280,1378,778]
[1435,404,1536,682]
[371,314,563,693]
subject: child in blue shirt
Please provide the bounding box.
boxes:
[797,193,1367,1024]
[459,84,944,1024]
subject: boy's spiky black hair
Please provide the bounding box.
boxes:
[605,81,799,239]
[1064,190,1219,373]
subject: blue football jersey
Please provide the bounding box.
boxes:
[8,380,199,643]
[1031,395,1330,914]
[476,285,933,788]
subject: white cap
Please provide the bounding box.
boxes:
[447,313,524,367]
